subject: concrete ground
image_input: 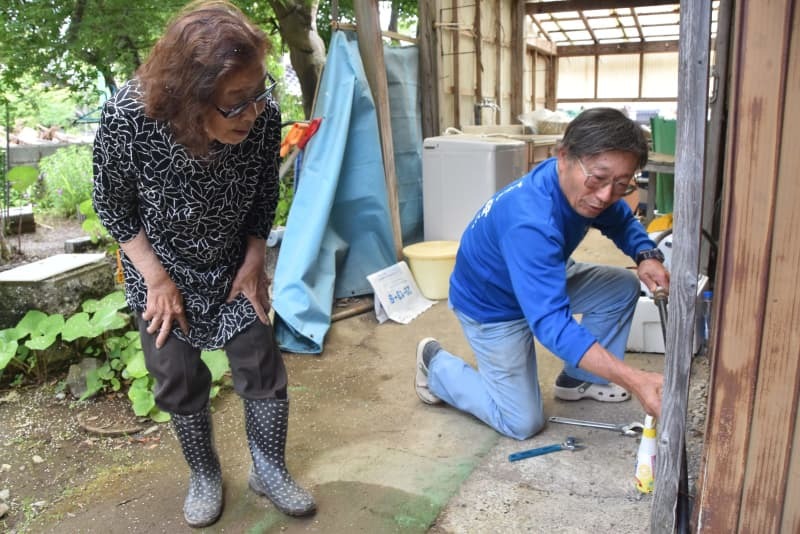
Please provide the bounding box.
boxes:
[23,230,673,533]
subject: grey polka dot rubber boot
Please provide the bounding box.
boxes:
[171,406,223,528]
[243,398,316,516]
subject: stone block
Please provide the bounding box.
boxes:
[0,253,116,329]
[64,236,95,253]
[1,205,36,235]
[66,357,100,399]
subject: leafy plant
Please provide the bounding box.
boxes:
[273,174,294,227]
[38,144,93,217]
[5,165,39,247]
[0,74,102,132]
[7,165,39,193]
[6,165,39,211]
[0,290,232,422]
[78,198,117,255]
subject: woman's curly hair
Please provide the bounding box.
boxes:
[137,0,269,155]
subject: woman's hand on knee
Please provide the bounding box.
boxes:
[143,276,190,348]
[228,267,271,325]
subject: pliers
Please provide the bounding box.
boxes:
[508,436,585,462]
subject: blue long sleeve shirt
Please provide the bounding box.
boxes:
[449,157,655,367]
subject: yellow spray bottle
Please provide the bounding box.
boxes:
[634,415,657,493]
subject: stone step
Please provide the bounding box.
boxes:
[0,253,116,328]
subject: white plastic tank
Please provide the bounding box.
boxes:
[422,135,527,242]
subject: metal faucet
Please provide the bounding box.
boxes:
[473,97,501,125]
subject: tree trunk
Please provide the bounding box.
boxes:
[389,0,399,32]
[268,0,327,118]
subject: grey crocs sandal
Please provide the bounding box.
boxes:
[554,381,630,402]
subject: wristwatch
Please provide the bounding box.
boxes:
[635,247,665,266]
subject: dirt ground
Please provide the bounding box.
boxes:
[0,220,710,533]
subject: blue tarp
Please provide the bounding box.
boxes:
[272,31,422,353]
[385,45,423,245]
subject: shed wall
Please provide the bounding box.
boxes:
[435,0,519,129]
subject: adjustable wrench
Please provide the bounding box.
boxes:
[548,416,644,437]
[508,436,584,462]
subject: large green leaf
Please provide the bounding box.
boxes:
[128,377,156,417]
[79,367,106,401]
[148,407,171,423]
[89,308,128,332]
[81,298,100,313]
[78,198,95,216]
[0,328,22,343]
[7,165,38,192]
[62,312,103,341]
[24,314,65,351]
[83,291,127,314]
[98,291,128,311]
[0,339,19,371]
[15,310,49,338]
[201,350,230,382]
[121,345,148,379]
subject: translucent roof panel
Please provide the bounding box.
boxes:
[529,2,717,48]
[594,28,626,41]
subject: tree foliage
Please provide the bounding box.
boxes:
[0,1,420,123]
[316,0,419,46]
[0,0,185,95]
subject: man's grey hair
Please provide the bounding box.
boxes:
[559,107,649,169]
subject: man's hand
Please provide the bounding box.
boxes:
[579,342,663,418]
[625,368,663,418]
[638,258,670,294]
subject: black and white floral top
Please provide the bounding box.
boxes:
[92,80,280,350]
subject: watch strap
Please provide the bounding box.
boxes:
[635,248,665,265]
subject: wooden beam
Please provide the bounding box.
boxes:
[512,0,525,119]
[557,97,676,103]
[526,0,678,15]
[530,49,537,109]
[334,23,417,43]
[495,0,502,122]
[546,54,557,110]
[418,0,439,138]
[557,40,679,57]
[650,0,711,530]
[353,0,403,259]
[452,0,461,128]
[526,37,557,56]
[698,0,731,276]
[474,0,483,123]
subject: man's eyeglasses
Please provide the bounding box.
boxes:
[576,158,638,197]
[216,73,277,119]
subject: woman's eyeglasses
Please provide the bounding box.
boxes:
[216,73,277,119]
[576,158,638,197]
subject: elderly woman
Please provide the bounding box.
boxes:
[92,0,314,526]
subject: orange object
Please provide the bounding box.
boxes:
[115,249,125,284]
[280,122,309,158]
[297,118,322,149]
[279,119,323,158]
